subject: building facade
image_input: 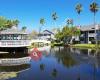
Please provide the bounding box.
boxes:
[80,24,100,44]
[38,30,55,41]
[0,26,31,66]
[0,26,30,51]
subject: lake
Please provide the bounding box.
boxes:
[1,46,100,80]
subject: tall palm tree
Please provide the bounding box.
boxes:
[75,3,82,27]
[90,2,99,45]
[90,2,99,26]
[39,18,45,34]
[52,12,58,28]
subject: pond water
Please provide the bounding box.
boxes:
[1,47,100,80]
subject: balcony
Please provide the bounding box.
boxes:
[0,40,30,47]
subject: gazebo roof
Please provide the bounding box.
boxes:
[0,26,28,34]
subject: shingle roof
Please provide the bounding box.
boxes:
[80,24,100,31]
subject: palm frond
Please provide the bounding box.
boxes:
[40,18,45,25]
[90,2,99,13]
[52,12,58,21]
[75,3,82,14]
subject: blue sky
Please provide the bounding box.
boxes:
[0,0,100,32]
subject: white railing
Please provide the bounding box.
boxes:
[0,40,30,47]
[30,39,51,44]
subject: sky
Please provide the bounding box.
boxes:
[0,0,100,32]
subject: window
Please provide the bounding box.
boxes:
[89,30,95,33]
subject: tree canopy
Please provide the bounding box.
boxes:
[55,26,80,42]
[0,16,19,31]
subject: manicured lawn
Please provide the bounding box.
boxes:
[71,44,100,49]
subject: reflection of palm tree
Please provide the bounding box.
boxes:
[51,68,58,78]
[40,63,45,71]
[77,77,80,80]
[55,48,77,68]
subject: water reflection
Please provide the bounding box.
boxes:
[51,68,58,78]
[40,63,45,71]
[0,72,17,80]
[5,46,100,80]
[0,52,28,58]
[70,48,97,57]
[54,47,77,68]
[70,48,100,74]
[0,64,30,72]
[0,64,30,80]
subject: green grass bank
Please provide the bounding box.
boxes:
[71,44,100,49]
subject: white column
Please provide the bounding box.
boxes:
[88,31,89,44]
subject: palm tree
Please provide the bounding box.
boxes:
[39,18,45,34]
[67,19,73,27]
[75,3,82,27]
[22,26,27,32]
[67,19,70,26]
[12,19,19,27]
[90,2,99,25]
[0,16,13,30]
[52,12,58,28]
[6,20,13,28]
[90,2,99,45]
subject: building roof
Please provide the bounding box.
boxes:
[42,30,54,35]
[0,26,28,34]
[80,24,100,31]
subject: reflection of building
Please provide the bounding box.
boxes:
[38,30,55,41]
[80,24,100,43]
[0,64,30,72]
[70,48,100,68]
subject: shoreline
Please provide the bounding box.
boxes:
[70,44,100,49]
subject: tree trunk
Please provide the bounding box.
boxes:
[94,13,98,48]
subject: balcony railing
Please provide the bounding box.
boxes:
[0,40,30,47]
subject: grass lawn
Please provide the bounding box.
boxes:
[71,44,100,49]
